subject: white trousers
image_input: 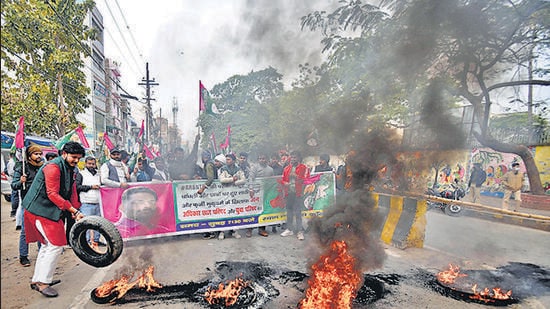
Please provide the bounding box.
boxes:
[31,219,64,284]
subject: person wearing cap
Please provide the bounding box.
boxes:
[23,141,86,297]
[314,154,333,173]
[218,153,246,240]
[11,144,44,267]
[501,162,523,211]
[467,163,486,204]
[100,147,130,188]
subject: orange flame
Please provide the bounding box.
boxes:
[470,284,513,303]
[437,264,512,302]
[436,263,467,284]
[204,276,248,306]
[95,265,162,300]
[299,240,362,309]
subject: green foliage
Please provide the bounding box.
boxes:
[1,0,94,138]
[198,67,284,155]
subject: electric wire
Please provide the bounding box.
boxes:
[101,0,143,74]
[113,0,145,61]
[45,1,139,99]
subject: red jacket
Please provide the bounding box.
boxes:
[281,163,310,197]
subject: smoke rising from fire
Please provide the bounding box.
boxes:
[113,247,154,278]
[307,129,407,273]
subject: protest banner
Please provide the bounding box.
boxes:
[100,172,335,241]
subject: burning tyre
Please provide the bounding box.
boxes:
[69,215,123,268]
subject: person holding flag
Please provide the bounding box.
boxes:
[11,145,44,267]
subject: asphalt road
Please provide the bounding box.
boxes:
[4,200,550,308]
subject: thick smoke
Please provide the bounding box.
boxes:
[306,129,406,273]
[420,80,467,150]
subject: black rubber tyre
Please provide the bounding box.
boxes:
[69,216,123,268]
[444,204,462,217]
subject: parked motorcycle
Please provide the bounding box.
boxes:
[426,180,466,216]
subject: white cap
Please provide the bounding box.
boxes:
[214,154,226,163]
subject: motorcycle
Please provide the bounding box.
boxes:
[426,180,466,217]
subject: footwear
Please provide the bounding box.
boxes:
[15,225,21,231]
[218,232,225,240]
[203,233,215,240]
[20,256,31,267]
[297,231,305,240]
[245,230,252,238]
[280,229,294,237]
[46,280,61,286]
[10,212,16,218]
[31,283,58,297]
[259,230,269,237]
[233,231,241,239]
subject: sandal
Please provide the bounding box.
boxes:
[30,282,58,297]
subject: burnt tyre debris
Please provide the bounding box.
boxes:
[70,216,123,267]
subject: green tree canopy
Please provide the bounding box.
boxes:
[1,0,95,138]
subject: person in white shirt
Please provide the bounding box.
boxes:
[76,157,102,250]
[100,148,130,188]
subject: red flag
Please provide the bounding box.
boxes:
[75,126,90,148]
[137,119,145,140]
[219,125,231,150]
[209,131,218,154]
[15,116,25,149]
[103,132,114,150]
[199,80,206,112]
[143,144,156,159]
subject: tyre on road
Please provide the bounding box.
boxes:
[444,204,462,217]
[69,216,123,268]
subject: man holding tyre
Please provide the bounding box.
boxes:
[22,141,85,298]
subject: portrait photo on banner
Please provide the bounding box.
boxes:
[100,183,176,239]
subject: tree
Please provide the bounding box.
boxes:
[1,0,94,138]
[301,0,550,194]
[198,67,284,154]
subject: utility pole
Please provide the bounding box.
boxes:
[138,62,159,144]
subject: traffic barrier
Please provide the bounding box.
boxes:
[372,193,427,249]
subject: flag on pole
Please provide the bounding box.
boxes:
[14,116,25,149]
[55,129,76,149]
[209,131,218,155]
[75,126,90,148]
[11,116,25,162]
[199,80,206,112]
[143,144,156,160]
[219,125,231,152]
[137,119,145,140]
[103,132,114,150]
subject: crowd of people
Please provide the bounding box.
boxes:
[4,138,342,296]
[3,134,530,299]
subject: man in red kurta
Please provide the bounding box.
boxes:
[280,150,310,240]
[23,142,85,297]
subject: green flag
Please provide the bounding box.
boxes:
[55,129,76,149]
